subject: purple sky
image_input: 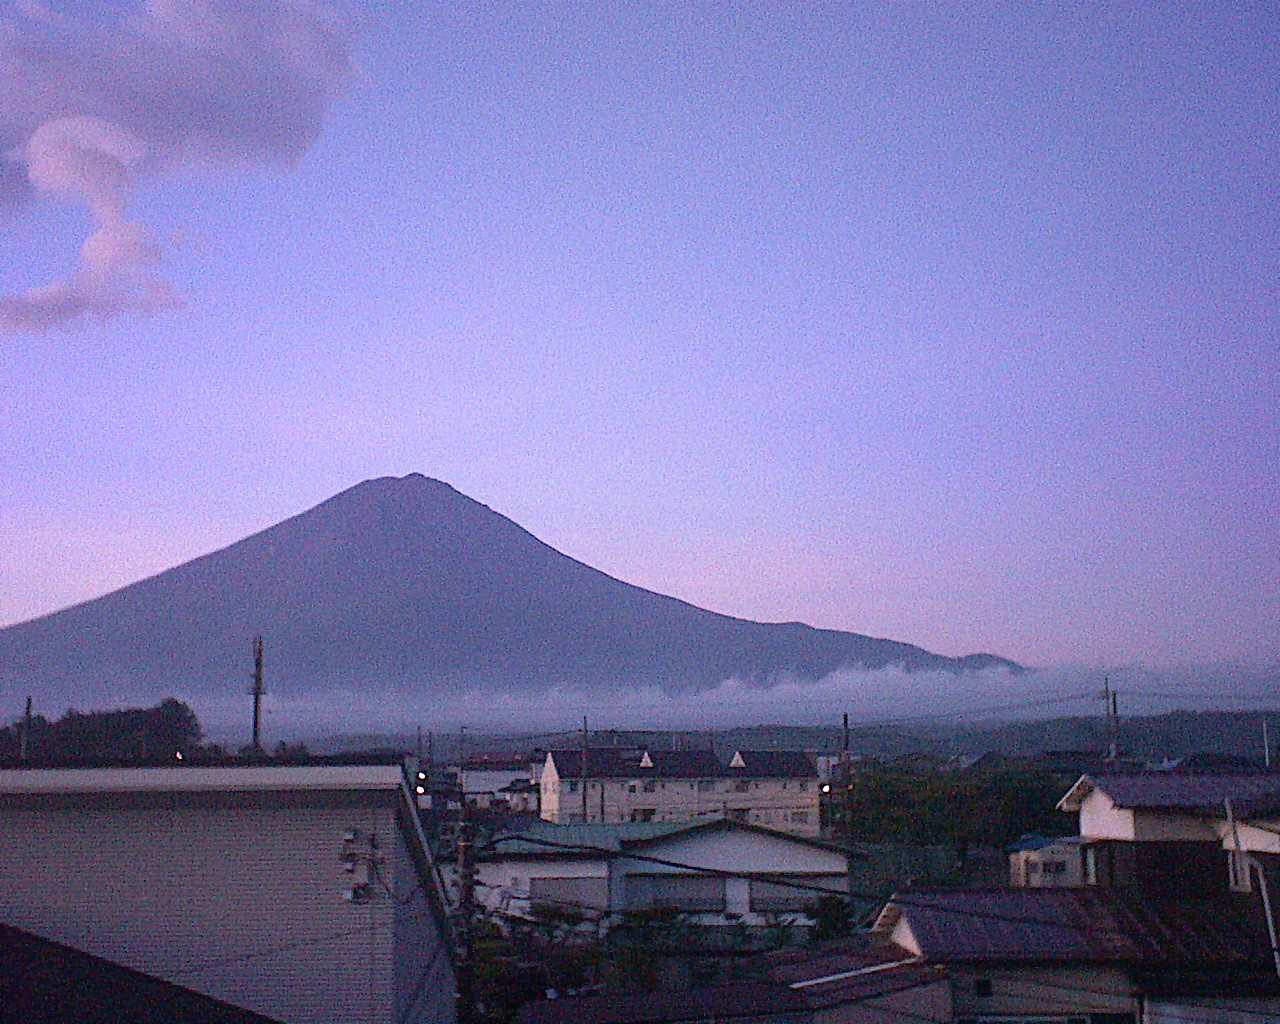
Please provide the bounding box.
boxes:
[1,2,1276,672]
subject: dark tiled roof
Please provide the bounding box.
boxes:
[547,749,724,779]
[516,981,805,1024]
[886,887,1274,966]
[727,750,816,778]
[0,923,282,1023]
[1087,773,1280,814]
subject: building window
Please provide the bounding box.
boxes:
[799,782,808,791]
[631,808,656,822]
[697,780,716,792]
[568,781,578,793]
[974,978,993,998]
[733,780,751,793]
[727,808,749,822]
[789,811,810,824]
[643,780,657,793]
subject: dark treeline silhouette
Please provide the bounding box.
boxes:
[0,698,202,763]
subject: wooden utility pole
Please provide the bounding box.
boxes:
[250,636,265,752]
[1265,720,1272,769]
[580,716,589,823]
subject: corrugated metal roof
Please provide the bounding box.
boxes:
[885,887,1274,966]
[486,820,694,857]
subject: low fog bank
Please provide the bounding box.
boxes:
[190,661,1279,747]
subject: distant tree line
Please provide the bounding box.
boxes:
[835,766,1075,848]
[0,698,202,763]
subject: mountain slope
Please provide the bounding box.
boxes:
[0,474,1019,708]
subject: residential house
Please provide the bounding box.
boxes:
[1009,834,1088,888]
[1056,772,1280,896]
[477,816,848,939]
[539,748,820,836]
[872,886,1280,1023]
[0,760,456,1024]
[455,755,532,809]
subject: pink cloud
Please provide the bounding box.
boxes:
[0,0,353,335]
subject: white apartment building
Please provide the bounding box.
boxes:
[539,748,820,836]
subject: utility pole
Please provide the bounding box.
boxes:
[19,696,32,762]
[250,636,265,753]
[416,724,423,759]
[1265,720,1272,769]
[580,716,589,824]
[455,793,477,1024]
[1102,676,1119,764]
[841,712,852,849]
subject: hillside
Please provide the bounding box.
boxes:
[0,474,1018,709]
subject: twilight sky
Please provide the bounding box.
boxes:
[1,2,1277,672]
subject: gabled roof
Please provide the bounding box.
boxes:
[725,750,816,778]
[875,887,1274,967]
[1057,772,1280,816]
[546,749,723,779]
[0,923,282,1023]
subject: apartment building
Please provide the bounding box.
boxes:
[539,747,820,836]
[0,760,456,1024]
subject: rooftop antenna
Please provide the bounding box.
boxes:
[250,636,265,753]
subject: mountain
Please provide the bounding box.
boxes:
[0,474,1019,711]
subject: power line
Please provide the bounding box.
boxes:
[482,833,1152,938]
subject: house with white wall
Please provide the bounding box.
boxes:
[478,816,847,937]
[539,748,820,835]
[1056,772,1280,896]
[0,760,456,1024]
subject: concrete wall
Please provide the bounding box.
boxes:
[0,788,454,1024]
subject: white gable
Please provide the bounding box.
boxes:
[729,751,745,769]
[639,751,653,768]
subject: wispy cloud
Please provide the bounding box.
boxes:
[0,0,353,334]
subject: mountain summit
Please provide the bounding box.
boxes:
[0,475,1020,710]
